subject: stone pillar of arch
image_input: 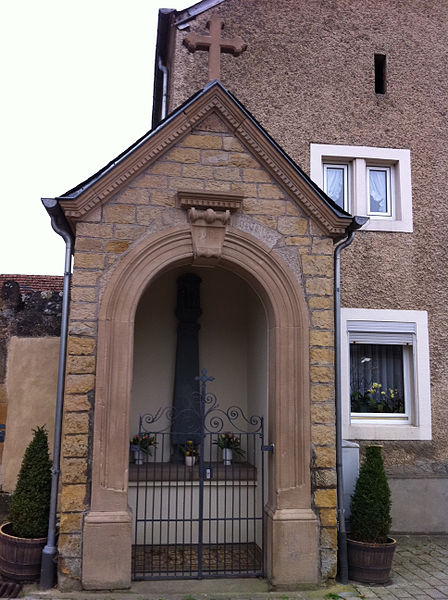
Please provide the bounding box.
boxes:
[81,225,318,588]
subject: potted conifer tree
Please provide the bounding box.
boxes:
[347,444,396,584]
[0,426,51,582]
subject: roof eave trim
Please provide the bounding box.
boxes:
[175,0,227,29]
[58,80,353,237]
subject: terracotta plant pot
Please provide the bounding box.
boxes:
[347,537,397,584]
[0,522,47,582]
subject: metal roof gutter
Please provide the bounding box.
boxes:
[40,198,74,589]
[152,9,174,128]
[334,215,368,584]
[175,0,227,29]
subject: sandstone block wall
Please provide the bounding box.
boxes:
[59,113,338,587]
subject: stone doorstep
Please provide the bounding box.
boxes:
[21,581,359,600]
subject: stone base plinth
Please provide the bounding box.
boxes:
[265,507,319,586]
[82,510,132,589]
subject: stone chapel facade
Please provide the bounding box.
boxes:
[54,81,354,589]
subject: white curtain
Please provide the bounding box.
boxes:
[369,170,387,213]
[326,168,344,208]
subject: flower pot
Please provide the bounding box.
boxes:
[185,455,195,467]
[222,448,233,466]
[347,537,396,584]
[0,522,47,583]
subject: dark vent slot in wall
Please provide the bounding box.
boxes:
[375,54,387,94]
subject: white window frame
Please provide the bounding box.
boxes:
[310,144,413,232]
[341,308,431,440]
[349,330,413,424]
[366,165,392,217]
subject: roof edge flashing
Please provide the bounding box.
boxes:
[175,0,227,29]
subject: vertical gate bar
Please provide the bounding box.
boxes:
[133,448,139,578]
[144,446,151,577]
[197,381,205,579]
[181,449,187,577]
[223,440,228,575]
[208,433,212,574]
[189,458,194,576]
[174,457,179,575]
[142,425,149,577]
[150,433,159,576]
[261,418,265,576]
[215,432,220,574]
[158,434,164,577]
[238,440,242,574]
[246,433,250,573]
[254,433,260,572]
[231,438,235,575]
[252,432,256,573]
[166,431,172,577]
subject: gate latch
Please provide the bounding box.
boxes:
[262,444,274,453]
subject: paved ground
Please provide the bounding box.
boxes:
[21,536,448,600]
[355,535,448,600]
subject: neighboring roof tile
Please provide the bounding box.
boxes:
[0,274,64,292]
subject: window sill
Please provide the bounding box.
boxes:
[346,422,432,441]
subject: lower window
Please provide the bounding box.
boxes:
[341,309,431,440]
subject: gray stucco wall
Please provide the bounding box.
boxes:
[167,0,448,477]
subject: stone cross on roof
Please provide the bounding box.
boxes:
[183,15,247,81]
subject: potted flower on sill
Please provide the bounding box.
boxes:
[130,433,157,465]
[213,432,245,465]
[181,440,199,466]
[348,444,396,584]
[0,426,51,582]
[351,382,404,414]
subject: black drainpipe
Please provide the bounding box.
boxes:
[334,216,368,584]
[40,198,75,590]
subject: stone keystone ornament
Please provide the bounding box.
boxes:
[183,15,247,81]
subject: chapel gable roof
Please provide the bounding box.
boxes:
[57,80,353,238]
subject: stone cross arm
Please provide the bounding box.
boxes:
[183,16,247,81]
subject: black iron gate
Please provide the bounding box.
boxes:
[130,370,266,580]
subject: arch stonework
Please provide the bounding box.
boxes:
[82,225,319,588]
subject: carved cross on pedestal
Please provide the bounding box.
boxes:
[183,15,247,81]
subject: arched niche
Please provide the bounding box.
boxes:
[129,265,268,450]
[82,225,318,589]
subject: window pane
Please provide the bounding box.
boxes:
[350,343,405,413]
[369,169,388,213]
[326,167,345,209]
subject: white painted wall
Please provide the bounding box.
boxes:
[130,267,268,449]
